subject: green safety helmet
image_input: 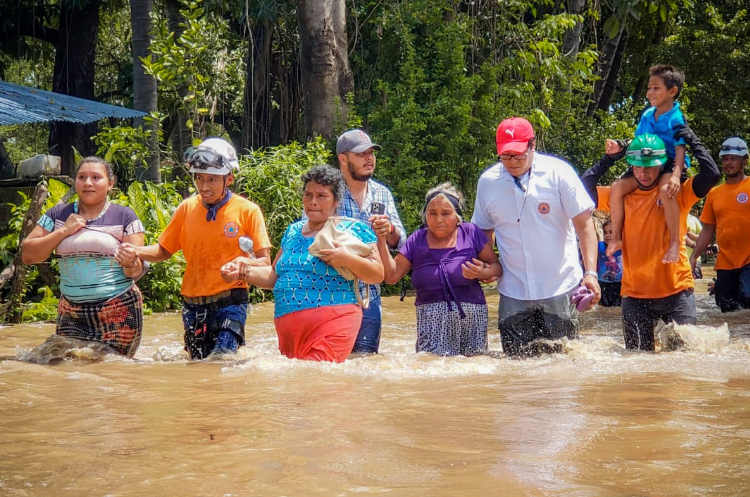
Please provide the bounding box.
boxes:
[626,134,668,167]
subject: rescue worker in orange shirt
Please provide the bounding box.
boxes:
[689,137,750,312]
[127,137,273,359]
[581,128,720,350]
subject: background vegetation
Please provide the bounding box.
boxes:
[0,0,747,320]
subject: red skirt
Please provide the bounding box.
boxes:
[274,304,362,363]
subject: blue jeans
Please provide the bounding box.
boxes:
[351,293,381,353]
[182,302,247,359]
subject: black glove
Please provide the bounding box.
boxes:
[673,124,702,149]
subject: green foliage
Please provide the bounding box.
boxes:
[353,0,599,230]
[0,192,29,267]
[143,0,245,140]
[21,287,59,323]
[94,119,163,188]
[0,178,70,320]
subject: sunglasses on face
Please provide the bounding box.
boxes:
[183,146,231,170]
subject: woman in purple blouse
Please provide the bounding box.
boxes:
[376,183,502,356]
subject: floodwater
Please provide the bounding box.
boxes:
[2,275,750,497]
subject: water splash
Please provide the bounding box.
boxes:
[16,334,119,364]
[655,322,730,353]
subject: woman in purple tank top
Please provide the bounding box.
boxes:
[376,183,502,356]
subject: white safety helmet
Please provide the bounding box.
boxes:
[718,137,749,158]
[183,137,240,175]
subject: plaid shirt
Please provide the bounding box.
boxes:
[336,179,406,250]
[335,179,406,295]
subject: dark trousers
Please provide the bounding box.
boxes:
[621,289,696,351]
[714,265,750,313]
[599,281,622,307]
[497,292,578,357]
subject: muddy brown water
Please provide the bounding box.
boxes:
[2,272,750,496]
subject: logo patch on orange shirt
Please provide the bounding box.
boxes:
[737,193,748,204]
[224,222,239,237]
[538,202,551,214]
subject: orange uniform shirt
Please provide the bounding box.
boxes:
[597,178,700,299]
[159,195,272,298]
[699,177,750,270]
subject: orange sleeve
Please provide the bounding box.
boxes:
[158,200,187,255]
[699,189,717,225]
[596,186,611,212]
[678,177,700,212]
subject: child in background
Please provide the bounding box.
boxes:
[605,64,689,265]
[598,219,623,307]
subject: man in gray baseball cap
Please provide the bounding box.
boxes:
[336,129,383,155]
[690,136,750,313]
[335,128,405,354]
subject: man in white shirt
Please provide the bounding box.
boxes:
[471,117,600,356]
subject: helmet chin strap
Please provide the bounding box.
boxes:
[635,177,660,191]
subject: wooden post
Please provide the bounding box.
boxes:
[6,182,48,323]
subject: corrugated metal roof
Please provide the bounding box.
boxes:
[0,81,146,126]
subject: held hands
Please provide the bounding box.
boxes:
[462,258,490,281]
[369,215,392,239]
[220,257,254,283]
[666,174,681,198]
[115,242,140,269]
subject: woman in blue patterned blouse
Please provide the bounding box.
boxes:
[222,166,384,362]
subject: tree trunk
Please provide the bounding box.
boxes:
[242,22,275,151]
[296,0,353,140]
[131,0,160,183]
[270,44,302,145]
[7,183,48,323]
[594,30,628,113]
[562,0,586,58]
[166,0,192,194]
[0,138,14,179]
[49,0,102,177]
[587,18,626,116]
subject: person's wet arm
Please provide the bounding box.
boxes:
[376,236,411,285]
[674,126,721,198]
[572,209,601,303]
[689,223,716,271]
[21,214,86,264]
[134,243,173,263]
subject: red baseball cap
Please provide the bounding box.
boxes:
[496,117,535,155]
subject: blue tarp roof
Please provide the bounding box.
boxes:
[0,81,146,126]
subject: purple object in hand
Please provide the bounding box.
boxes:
[570,285,595,312]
